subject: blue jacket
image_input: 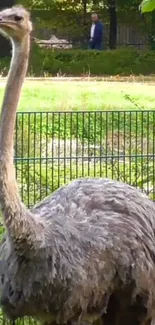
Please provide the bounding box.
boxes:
[92,21,103,44]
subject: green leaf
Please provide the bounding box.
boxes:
[139,0,155,13]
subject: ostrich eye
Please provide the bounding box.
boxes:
[14,15,23,22]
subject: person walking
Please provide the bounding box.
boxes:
[89,13,103,50]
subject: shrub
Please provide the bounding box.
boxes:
[1,45,155,76]
[27,45,155,76]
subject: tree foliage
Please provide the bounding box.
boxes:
[140,0,155,12]
[13,0,152,50]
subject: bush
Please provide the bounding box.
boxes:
[1,45,155,76]
[25,45,155,76]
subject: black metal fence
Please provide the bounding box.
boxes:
[1,109,155,324]
[14,110,155,207]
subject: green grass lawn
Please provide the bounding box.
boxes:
[0,80,155,111]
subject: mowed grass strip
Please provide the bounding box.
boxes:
[0,80,155,111]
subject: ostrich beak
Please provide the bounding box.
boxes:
[0,19,16,27]
[0,15,17,29]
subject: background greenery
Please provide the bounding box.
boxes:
[29,46,155,76]
[1,46,155,76]
[0,0,155,76]
[0,0,154,56]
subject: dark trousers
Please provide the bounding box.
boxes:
[89,40,102,50]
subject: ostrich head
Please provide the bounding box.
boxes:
[0,6,32,40]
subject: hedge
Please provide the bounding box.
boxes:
[1,45,155,76]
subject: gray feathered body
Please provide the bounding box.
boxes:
[0,178,155,323]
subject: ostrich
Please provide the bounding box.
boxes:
[0,5,155,325]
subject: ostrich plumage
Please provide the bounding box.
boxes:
[0,5,154,325]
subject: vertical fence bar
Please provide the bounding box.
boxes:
[51,112,54,192]
[153,112,155,200]
[117,111,120,180]
[64,112,66,184]
[99,111,102,177]
[141,111,144,192]
[135,111,138,188]
[76,112,79,179]
[70,112,72,181]
[129,111,132,185]
[123,111,126,183]
[21,113,24,202]
[88,111,90,176]
[39,112,42,202]
[105,111,108,178]
[15,113,18,179]
[147,111,149,195]
[58,112,60,189]
[94,111,97,177]
[33,113,36,204]
[45,112,49,197]
[27,112,30,207]
[111,111,114,179]
[82,112,85,177]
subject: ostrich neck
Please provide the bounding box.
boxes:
[0,36,29,156]
[0,35,44,254]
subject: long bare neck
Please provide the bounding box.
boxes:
[0,36,29,157]
[0,35,44,254]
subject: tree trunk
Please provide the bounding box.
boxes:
[0,0,15,57]
[82,0,87,25]
[108,0,117,49]
[150,11,155,50]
